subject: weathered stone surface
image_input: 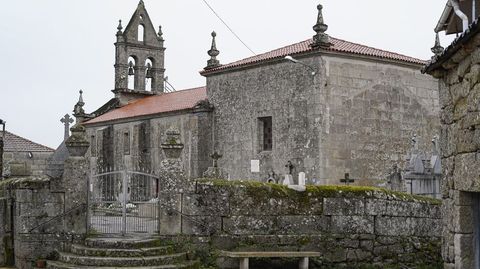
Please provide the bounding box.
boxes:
[323,197,365,216]
[454,153,480,192]
[331,215,374,234]
[182,193,230,216]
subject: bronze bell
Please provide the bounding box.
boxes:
[128,61,135,76]
[146,63,153,79]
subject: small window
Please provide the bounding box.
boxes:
[258,117,273,151]
[90,135,96,157]
[124,132,130,155]
[138,24,144,42]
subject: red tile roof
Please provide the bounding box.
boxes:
[201,37,427,75]
[85,86,207,125]
[3,131,54,152]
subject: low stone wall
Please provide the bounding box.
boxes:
[161,180,443,268]
[0,175,86,269]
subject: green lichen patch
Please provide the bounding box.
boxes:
[0,176,50,189]
[195,179,441,205]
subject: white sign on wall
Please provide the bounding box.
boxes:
[251,160,260,173]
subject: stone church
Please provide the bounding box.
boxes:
[84,1,440,185]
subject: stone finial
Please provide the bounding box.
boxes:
[117,20,123,35]
[161,127,184,159]
[73,90,85,117]
[66,124,90,157]
[311,4,332,48]
[138,0,144,6]
[205,31,221,69]
[158,25,164,41]
[431,33,444,59]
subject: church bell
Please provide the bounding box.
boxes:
[146,63,153,79]
[128,61,135,76]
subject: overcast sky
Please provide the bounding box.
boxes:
[0,0,454,149]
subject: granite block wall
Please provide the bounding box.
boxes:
[160,180,442,268]
[206,54,439,184]
[426,42,480,268]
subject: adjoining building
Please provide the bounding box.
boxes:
[84,1,439,186]
[2,131,54,177]
[424,0,480,268]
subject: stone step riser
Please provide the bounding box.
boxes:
[47,260,200,269]
[70,244,173,257]
[84,238,164,249]
[59,252,186,267]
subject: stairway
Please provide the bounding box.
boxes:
[46,236,199,269]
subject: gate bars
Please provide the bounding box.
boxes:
[88,168,160,235]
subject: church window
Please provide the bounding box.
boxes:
[124,132,130,155]
[90,135,96,157]
[258,117,273,151]
[138,24,145,42]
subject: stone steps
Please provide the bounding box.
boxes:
[46,236,199,268]
[84,237,164,249]
[47,260,199,269]
[71,244,174,257]
[58,252,186,267]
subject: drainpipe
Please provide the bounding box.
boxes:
[473,0,477,21]
[450,0,469,32]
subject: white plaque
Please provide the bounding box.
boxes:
[251,160,260,173]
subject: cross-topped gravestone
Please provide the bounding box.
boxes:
[60,114,74,141]
[210,151,222,168]
[340,173,355,185]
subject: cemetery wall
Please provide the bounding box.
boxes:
[0,160,87,269]
[205,53,439,184]
[161,180,443,268]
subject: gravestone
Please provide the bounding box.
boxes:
[298,172,306,186]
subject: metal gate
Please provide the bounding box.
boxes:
[88,169,160,235]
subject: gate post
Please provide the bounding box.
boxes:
[122,169,127,236]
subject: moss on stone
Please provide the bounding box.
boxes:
[196,179,442,205]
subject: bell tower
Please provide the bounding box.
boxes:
[114,0,165,98]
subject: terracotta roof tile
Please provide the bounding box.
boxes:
[202,37,427,74]
[85,86,207,125]
[3,131,54,152]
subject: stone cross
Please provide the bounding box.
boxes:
[340,173,355,185]
[210,151,222,168]
[60,114,74,141]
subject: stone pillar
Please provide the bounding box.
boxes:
[63,123,90,234]
[158,128,190,235]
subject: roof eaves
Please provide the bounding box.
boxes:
[84,106,200,127]
[424,17,480,74]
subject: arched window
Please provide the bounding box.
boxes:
[128,56,136,90]
[145,58,153,91]
[138,24,144,42]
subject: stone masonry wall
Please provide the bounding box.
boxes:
[3,151,53,177]
[429,44,480,268]
[206,54,439,184]
[160,180,442,268]
[86,111,212,179]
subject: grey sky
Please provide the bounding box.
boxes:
[0,0,453,149]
